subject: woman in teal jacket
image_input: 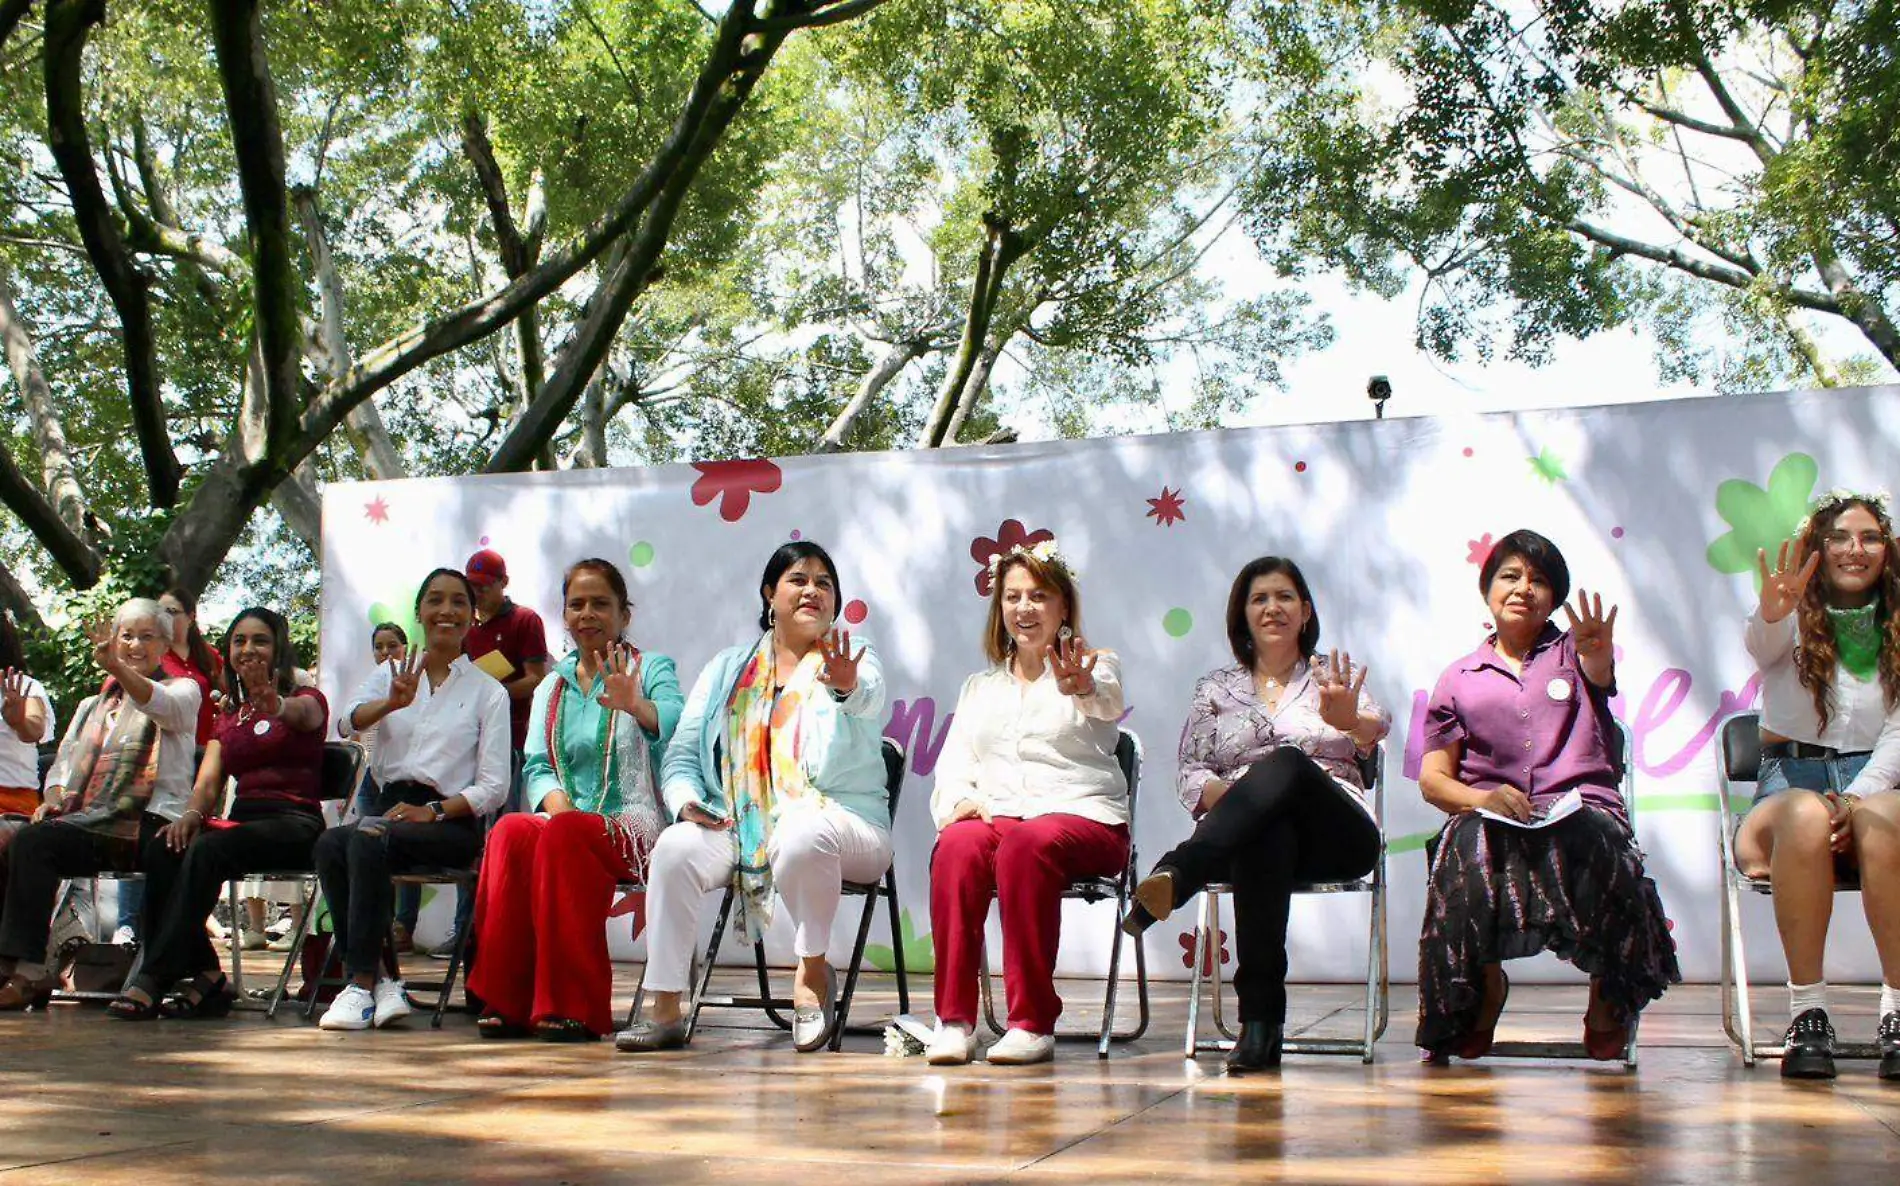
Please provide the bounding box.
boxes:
[467,558,683,1041]
[618,540,891,1054]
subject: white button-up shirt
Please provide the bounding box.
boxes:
[928,652,1127,829]
[341,655,511,816]
[1746,609,1900,799]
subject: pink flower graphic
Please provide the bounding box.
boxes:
[690,459,783,523]
[1466,533,1495,566]
[1178,929,1230,974]
[969,518,1056,597]
[364,497,390,525]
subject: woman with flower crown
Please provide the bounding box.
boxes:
[924,540,1129,1066]
[465,558,682,1042]
[1741,490,1900,1082]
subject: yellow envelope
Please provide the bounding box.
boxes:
[472,650,516,681]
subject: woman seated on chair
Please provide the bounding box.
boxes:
[1415,528,1679,1062]
[1741,490,1900,1081]
[0,607,55,831]
[924,540,1128,1068]
[109,607,328,1020]
[316,568,510,1032]
[1122,556,1387,1074]
[617,541,889,1056]
[467,558,682,1042]
[0,599,202,1010]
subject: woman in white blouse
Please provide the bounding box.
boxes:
[0,598,202,1010]
[926,542,1127,1067]
[0,609,53,818]
[1122,556,1387,1073]
[1740,492,1900,1082]
[317,567,511,1032]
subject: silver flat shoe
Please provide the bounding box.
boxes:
[792,965,838,1052]
[615,1019,688,1053]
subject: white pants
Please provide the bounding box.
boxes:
[642,804,893,993]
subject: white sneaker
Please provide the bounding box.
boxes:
[926,1022,978,1066]
[984,1028,1055,1065]
[319,984,376,1031]
[372,978,412,1028]
[110,925,137,947]
[239,928,268,951]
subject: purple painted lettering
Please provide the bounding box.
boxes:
[884,697,956,777]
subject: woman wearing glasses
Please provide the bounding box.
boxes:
[1741,491,1900,1081]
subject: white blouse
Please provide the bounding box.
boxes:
[46,677,202,821]
[341,655,511,816]
[0,676,52,790]
[1745,609,1896,798]
[928,651,1128,829]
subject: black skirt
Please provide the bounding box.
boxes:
[1414,805,1681,1053]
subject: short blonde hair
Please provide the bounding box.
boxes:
[983,552,1083,665]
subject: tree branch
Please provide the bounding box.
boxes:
[754,0,890,34]
[1565,215,1838,312]
[0,551,47,634]
[0,259,93,545]
[0,0,32,51]
[461,109,546,437]
[816,334,929,453]
[43,0,179,507]
[0,436,100,587]
[292,186,405,480]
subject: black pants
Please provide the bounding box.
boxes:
[0,813,164,965]
[313,781,481,979]
[137,804,325,987]
[1156,747,1381,1024]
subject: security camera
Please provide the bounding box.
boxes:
[1366,375,1392,403]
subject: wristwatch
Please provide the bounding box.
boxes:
[428,800,446,821]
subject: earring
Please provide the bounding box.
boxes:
[767,605,777,628]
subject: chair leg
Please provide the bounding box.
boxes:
[885,871,910,1018]
[830,888,883,1052]
[227,882,245,999]
[304,937,342,1021]
[1372,858,1390,1043]
[1098,896,1127,1060]
[978,939,1005,1036]
[754,936,791,1032]
[1360,881,1381,1064]
[1186,893,1211,1059]
[1726,867,1758,1066]
[266,881,318,1020]
[686,888,733,1042]
[430,882,476,1030]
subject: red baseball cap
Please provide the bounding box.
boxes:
[465,549,509,586]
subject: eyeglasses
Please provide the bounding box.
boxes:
[1823,531,1890,553]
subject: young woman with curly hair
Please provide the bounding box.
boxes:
[1740,491,1900,1080]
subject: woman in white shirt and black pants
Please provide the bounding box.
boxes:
[318,569,511,1031]
[1741,493,1900,1082]
[926,543,1129,1067]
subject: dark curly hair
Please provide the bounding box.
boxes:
[1793,497,1900,731]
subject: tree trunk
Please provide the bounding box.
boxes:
[0,260,91,539]
[818,337,929,453]
[573,372,610,468]
[293,188,404,480]
[919,216,1021,448]
[0,552,46,633]
[942,334,1006,445]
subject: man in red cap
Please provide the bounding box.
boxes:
[462,548,549,753]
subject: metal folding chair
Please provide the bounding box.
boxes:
[629,738,912,1051]
[227,741,364,1017]
[1185,745,1389,1063]
[1716,711,1883,1064]
[976,728,1150,1060]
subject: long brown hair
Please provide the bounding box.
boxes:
[1794,497,1900,730]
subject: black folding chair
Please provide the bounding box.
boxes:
[977,728,1150,1059]
[629,738,912,1051]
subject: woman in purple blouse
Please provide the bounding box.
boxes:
[1122,557,1388,1073]
[1416,529,1678,1061]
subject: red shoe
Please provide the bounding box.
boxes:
[1454,968,1509,1059]
[1583,978,1628,1061]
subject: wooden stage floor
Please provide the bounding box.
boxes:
[1,968,1895,1184]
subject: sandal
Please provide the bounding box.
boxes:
[107,982,163,1021]
[534,1017,597,1043]
[1582,978,1629,1061]
[1454,967,1510,1060]
[0,972,55,1012]
[477,1012,530,1040]
[159,972,235,1020]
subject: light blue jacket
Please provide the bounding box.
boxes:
[661,636,890,831]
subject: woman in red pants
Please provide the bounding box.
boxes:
[926,541,1130,1066]
[467,558,682,1041]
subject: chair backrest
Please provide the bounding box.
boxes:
[1722,712,1762,783]
[320,741,367,803]
[1357,744,1386,829]
[1614,719,1636,811]
[880,737,907,814]
[1114,729,1142,818]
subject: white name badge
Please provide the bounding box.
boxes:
[1546,678,1572,702]
[253,719,273,736]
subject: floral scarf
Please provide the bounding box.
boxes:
[722,633,826,941]
[541,653,663,883]
[55,681,163,843]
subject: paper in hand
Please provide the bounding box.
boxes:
[472,650,516,681]
[1477,787,1585,830]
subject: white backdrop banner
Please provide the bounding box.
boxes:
[319,384,1900,985]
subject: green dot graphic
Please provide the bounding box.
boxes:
[1163,607,1193,638]
[629,541,656,568]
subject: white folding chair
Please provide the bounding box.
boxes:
[1185,745,1388,1063]
[1716,712,1882,1064]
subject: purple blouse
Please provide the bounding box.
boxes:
[1175,662,1390,815]
[1423,625,1626,820]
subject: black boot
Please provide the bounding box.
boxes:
[1225,1022,1283,1074]
[1878,1011,1899,1082]
[1781,1007,1837,1080]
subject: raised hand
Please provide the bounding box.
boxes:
[1756,538,1819,624]
[1562,588,1619,661]
[596,644,648,716]
[384,648,423,713]
[1315,649,1368,733]
[816,628,864,694]
[1,669,29,732]
[87,619,115,673]
[234,652,280,716]
[1047,633,1099,698]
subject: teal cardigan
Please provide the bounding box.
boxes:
[660,636,890,831]
[521,650,684,813]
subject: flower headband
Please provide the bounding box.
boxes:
[1794,487,1894,540]
[986,538,1068,582]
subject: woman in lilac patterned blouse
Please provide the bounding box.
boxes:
[1122,556,1388,1073]
[1415,529,1678,1062]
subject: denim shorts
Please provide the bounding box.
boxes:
[1753,752,1870,805]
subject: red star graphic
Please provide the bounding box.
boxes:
[364,497,390,525]
[1146,486,1187,527]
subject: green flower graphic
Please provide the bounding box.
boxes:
[1529,447,1568,484]
[864,908,934,974]
[1707,452,1818,587]
[366,600,423,649]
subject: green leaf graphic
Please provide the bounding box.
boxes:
[1528,447,1568,484]
[865,908,934,974]
[1706,452,1818,586]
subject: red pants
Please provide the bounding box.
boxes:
[930,814,1129,1035]
[467,811,643,1037]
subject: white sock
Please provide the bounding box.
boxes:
[1789,980,1828,1020]
[1881,983,1899,1018]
